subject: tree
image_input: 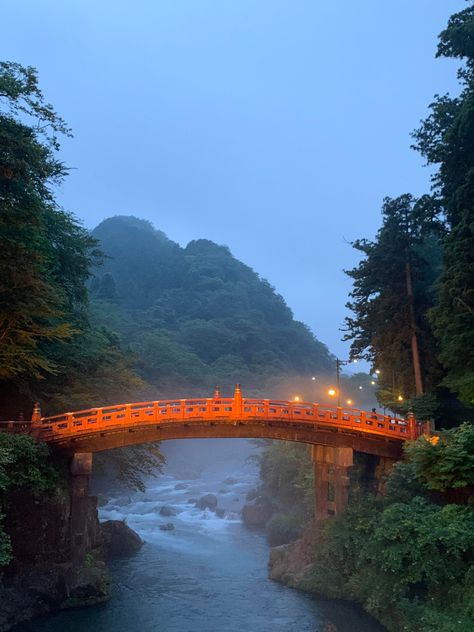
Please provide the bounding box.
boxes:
[344,195,443,409]
[0,62,100,384]
[412,4,474,405]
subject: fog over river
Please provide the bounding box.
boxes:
[16,439,384,632]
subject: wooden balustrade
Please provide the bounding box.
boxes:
[30,393,422,444]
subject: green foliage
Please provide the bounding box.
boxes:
[405,422,474,491]
[94,443,165,493]
[0,433,58,495]
[344,195,444,411]
[0,63,147,421]
[0,62,101,383]
[0,434,58,566]
[412,4,474,406]
[266,512,303,546]
[259,441,314,524]
[302,424,474,630]
[89,216,333,394]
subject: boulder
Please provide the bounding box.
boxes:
[159,523,175,531]
[100,520,144,559]
[241,496,275,528]
[174,483,188,490]
[196,494,218,511]
[159,505,176,517]
[223,477,238,485]
[215,508,225,518]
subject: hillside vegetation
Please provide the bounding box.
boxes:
[89,215,333,397]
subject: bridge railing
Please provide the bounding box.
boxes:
[31,396,420,442]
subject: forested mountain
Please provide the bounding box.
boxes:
[90,216,333,396]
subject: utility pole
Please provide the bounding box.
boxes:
[336,358,342,407]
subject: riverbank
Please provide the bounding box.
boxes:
[261,427,474,632]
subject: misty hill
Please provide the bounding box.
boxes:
[90,216,333,394]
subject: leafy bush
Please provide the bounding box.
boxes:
[405,422,474,491]
[266,513,303,546]
[307,425,474,631]
[0,434,59,566]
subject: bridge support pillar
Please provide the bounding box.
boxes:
[374,456,396,496]
[312,445,353,522]
[70,452,93,565]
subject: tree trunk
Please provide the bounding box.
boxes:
[405,258,424,395]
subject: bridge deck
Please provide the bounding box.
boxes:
[25,397,421,445]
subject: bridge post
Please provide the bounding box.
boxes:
[31,401,41,423]
[311,445,353,522]
[374,456,397,496]
[232,383,243,419]
[70,452,93,565]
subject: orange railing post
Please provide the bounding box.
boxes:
[233,384,243,419]
[407,411,416,440]
[31,402,42,424]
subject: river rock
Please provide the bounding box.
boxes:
[159,505,176,517]
[197,494,218,511]
[223,477,238,485]
[241,496,275,528]
[159,523,175,531]
[215,508,225,518]
[268,525,319,589]
[174,483,188,490]
[100,520,144,559]
[187,498,198,504]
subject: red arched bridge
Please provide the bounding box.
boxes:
[0,385,431,556]
[4,385,427,459]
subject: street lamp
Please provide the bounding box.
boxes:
[328,388,336,397]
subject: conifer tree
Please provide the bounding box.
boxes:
[412,4,474,405]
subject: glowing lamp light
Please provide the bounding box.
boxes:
[358,385,363,390]
[371,380,376,385]
[311,376,316,381]
[375,369,381,375]
[328,388,336,397]
[293,396,300,402]
[346,399,353,406]
[397,395,404,402]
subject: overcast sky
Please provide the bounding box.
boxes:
[3,1,463,359]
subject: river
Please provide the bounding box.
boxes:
[16,439,384,632]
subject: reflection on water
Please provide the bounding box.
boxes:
[15,439,385,632]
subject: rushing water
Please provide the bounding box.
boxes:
[17,439,384,632]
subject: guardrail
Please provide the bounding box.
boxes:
[29,396,422,443]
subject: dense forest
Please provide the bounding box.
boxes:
[89,215,333,398]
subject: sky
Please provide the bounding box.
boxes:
[2,0,465,360]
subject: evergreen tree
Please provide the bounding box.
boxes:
[0,62,100,382]
[344,195,443,411]
[412,4,474,405]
